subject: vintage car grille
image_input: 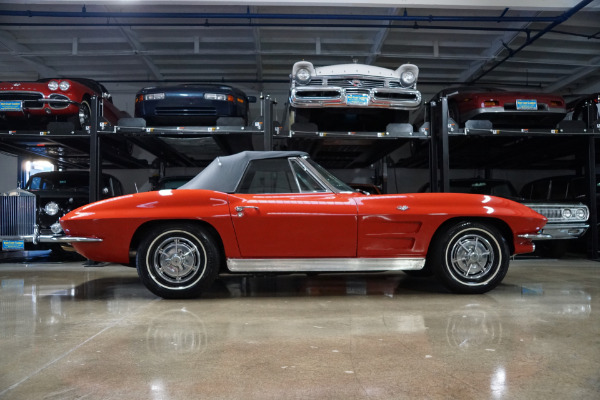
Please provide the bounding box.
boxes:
[327,79,386,89]
[0,194,36,236]
[0,92,45,109]
[155,107,217,116]
[373,91,421,101]
[526,204,589,223]
[48,93,70,110]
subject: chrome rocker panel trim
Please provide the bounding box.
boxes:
[227,258,425,272]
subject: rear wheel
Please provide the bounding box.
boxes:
[430,221,509,294]
[136,224,220,299]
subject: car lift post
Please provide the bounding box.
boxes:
[264,95,274,151]
[89,95,100,204]
[429,96,450,192]
[586,134,598,259]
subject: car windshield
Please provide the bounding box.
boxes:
[306,158,354,192]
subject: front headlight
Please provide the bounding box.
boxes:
[48,80,59,91]
[205,93,227,101]
[400,71,416,87]
[575,208,587,220]
[295,68,311,84]
[59,81,70,91]
[50,222,63,234]
[44,201,59,216]
[562,209,572,219]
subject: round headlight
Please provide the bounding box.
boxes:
[400,71,416,87]
[51,222,63,235]
[576,208,586,219]
[295,68,311,84]
[562,209,572,219]
[59,81,70,91]
[48,80,59,91]
[44,201,59,216]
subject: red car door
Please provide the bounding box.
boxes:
[228,193,358,258]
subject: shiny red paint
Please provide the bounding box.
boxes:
[452,90,566,127]
[60,188,545,266]
[0,79,127,124]
[456,91,565,113]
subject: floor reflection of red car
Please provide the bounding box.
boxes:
[0,78,129,130]
[59,151,546,299]
[440,87,567,129]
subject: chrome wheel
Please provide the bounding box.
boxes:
[449,234,494,280]
[78,100,91,127]
[431,222,509,294]
[136,224,221,299]
[152,236,206,285]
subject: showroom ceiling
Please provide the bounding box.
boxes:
[0,1,599,99]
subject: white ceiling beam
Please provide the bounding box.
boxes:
[12,0,589,12]
[365,8,396,65]
[543,56,600,92]
[0,30,59,78]
[458,11,539,82]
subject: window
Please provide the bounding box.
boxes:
[236,158,298,194]
[290,159,327,193]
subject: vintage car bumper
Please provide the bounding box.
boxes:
[0,232,101,245]
[537,223,589,240]
[290,87,422,110]
[462,107,566,121]
[0,94,79,116]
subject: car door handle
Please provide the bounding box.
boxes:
[235,206,259,217]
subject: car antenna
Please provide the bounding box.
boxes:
[134,182,138,193]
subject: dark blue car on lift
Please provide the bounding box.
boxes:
[134,84,256,126]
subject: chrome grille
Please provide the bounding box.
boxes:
[0,194,36,236]
[0,92,44,109]
[525,203,589,223]
[327,79,386,89]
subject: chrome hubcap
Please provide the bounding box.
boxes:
[450,234,494,280]
[152,236,204,284]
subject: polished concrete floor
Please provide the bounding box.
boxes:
[0,254,598,399]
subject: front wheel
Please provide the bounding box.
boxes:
[430,221,509,294]
[136,224,220,299]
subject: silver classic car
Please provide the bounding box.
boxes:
[289,61,421,132]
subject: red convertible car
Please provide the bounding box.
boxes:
[58,151,547,298]
[0,78,128,130]
[438,87,566,129]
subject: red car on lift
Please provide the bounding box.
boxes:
[439,87,567,129]
[0,77,129,130]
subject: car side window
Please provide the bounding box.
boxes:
[290,159,327,193]
[236,159,299,194]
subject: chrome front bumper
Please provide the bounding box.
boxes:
[518,224,589,241]
[290,87,421,109]
[0,231,101,245]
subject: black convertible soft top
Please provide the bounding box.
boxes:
[180,151,308,193]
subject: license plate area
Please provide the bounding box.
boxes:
[2,240,25,251]
[516,99,537,110]
[346,93,369,106]
[0,101,23,112]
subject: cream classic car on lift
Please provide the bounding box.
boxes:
[289,61,421,132]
